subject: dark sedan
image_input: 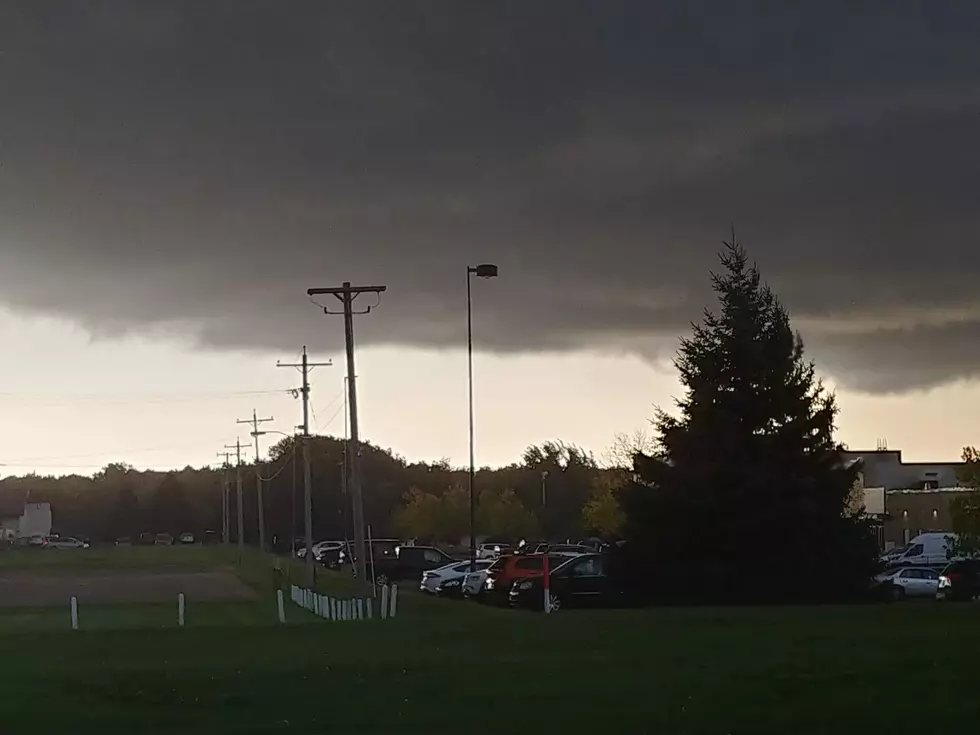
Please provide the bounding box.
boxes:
[508,553,631,612]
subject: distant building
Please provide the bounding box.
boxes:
[842,449,973,550]
[0,501,52,541]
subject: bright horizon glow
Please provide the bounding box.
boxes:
[0,309,972,478]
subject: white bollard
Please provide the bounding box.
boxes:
[313,593,320,616]
[330,598,337,621]
[320,595,328,619]
[366,597,373,620]
[357,598,364,620]
[277,589,286,624]
[70,596,78,630]
[344,600,351,621]
[178,593,185,627]
[389,585,398,619]
[324,595,332,620]
[380,586,389,620]
[291,585,299,604]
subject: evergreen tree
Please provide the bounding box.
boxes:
[621,238,878,603]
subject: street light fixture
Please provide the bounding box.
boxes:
[467,263,498,572]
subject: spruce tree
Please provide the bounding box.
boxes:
[623,238,877,603]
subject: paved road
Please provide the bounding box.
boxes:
[0,571,256,606]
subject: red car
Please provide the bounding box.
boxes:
[482,554,564,603]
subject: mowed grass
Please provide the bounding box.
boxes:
[3,547,978,732]
[0,602,978,733]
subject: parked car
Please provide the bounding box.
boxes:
[363,545,457,586]
[421,559,493,596]
[203,530,220,545]
[509,553,630,612]
[937,559,980,601]
[115,536,132,546]
[178,533,195,544]
[338,538,400,568]
[483,554,566,603]
[46,536,90,550]
[137,532,155,546]
[876,566,942,599]
[300,540,346,563]
[154,533,174,546]
[477,542,511,559]
[462,566,492,597]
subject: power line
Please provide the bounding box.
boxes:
[0,388,292,405]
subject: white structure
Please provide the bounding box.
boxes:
[18,502,52,539]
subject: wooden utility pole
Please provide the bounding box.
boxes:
[237,409,273,551]
[224,438,247,559]
[216,451,233,545]
[307,282,386,589]
[277,346,332,575]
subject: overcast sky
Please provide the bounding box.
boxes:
[2,2,980,475]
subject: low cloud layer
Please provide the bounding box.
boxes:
[2,1,980,392]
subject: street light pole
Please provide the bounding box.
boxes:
[467,263,498,572]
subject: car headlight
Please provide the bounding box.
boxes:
[443,579,461,587]
[517,580,533,591]
[485,578,495,589]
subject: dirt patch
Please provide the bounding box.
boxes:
[0,571,256,607]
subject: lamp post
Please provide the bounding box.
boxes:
[467,263,498,572]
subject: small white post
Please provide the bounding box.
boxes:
[277,589,286,624]
[178,593,185,627]
[330,598,337,620]
[344,600,351,621]
[320,595,328,618]
[380,585,389,620]
[389,585,398,619]
[313,593,320,616]
[324,595,332,620]
[291,585,299,604]
[357,598,364,620]
[366,597,373,620]
[70,596,78,630]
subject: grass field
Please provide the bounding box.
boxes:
[1,547,978,732]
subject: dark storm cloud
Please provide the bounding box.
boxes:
[2,1,980,392]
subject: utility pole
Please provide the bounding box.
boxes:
[238,410,274,552]
[216,451,233,545]
[278,346,332,576]
[308,281,386,590]
[224,438,246,559]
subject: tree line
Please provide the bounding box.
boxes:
[3,237,889,603]
[0,438,635,547]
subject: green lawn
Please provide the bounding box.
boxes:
[0,601,978,733]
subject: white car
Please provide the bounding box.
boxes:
[421,560,493,595]
[46,536,89,550]
[297,540,345,561]
[879,566,941,599]
[476,543,511,559]
[462,567,492,597]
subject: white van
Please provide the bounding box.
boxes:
[889,532,959,567]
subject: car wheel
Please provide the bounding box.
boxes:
[376,573,389,587]
[891,585,905,601]
[548,593,562,613]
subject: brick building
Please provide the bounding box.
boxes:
[841,448,972,550]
